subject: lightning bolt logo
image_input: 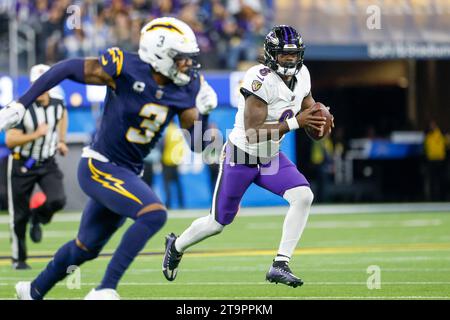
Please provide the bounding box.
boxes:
[108,47,124,76]
[88,158,142,205]
[145,23,184,35]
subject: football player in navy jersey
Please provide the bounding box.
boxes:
[0,17,217,300]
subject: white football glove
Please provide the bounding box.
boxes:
[195,79,218,115]
[0,101,26,131]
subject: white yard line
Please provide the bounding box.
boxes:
[0,218,444,239]
[4,266,450,278]
[247,219,444,230]
[0,231,73,239]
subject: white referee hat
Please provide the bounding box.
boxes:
[30,64,50,82]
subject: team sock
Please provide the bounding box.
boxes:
[30,239,97,300]
[175,214,224,253]
[274,254,290,263]
[277,186,313,259]
[98,210,166,290]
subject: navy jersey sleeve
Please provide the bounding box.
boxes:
[99,47,125,78]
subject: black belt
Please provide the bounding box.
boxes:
[228,141,271,167]
[13,153,55,167]
[35,157,55,166]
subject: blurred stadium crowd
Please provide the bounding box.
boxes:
[0,0,272,71]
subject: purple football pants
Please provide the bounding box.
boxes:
[212,142,309,225]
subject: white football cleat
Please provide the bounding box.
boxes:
[84,288,120,300]
[15,281,34,300]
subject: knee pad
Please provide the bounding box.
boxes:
[283,186,314,207]
[137,209,167,231]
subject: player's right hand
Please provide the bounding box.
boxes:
[0,101,26,132]
[35,123,49,137]
[295,105,327,132]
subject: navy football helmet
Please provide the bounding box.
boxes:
[263,25,305,76]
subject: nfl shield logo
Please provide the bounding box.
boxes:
[155,89,164,99]
[251,80,262,92]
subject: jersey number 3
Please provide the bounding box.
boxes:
[126,103,169,144]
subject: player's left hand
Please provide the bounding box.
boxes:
[0,101,26,131]
[196,79,218,115]
[57,142,69,156]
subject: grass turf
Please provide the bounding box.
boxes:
[0,210,449,299]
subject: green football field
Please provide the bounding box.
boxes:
[1,209,450,300]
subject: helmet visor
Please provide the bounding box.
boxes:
[173,51,201,76]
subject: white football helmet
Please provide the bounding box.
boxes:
[139,17,200,86]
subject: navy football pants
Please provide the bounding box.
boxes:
[76,157,164,251]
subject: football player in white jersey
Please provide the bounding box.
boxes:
[163,25,334,287]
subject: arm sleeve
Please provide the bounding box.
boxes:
[18,59,85,108]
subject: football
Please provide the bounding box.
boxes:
[305,102,333,140]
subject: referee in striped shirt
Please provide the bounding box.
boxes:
[5,65,68,270]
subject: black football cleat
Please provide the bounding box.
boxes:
[30,222,42,243]
[12,261,31,270]
[162,233,183,281]
[266,261,303,288]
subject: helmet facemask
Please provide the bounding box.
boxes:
[273,48,304,76]
[168,50,201,86]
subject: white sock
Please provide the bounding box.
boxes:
[274,254,290,263]
[175,214,224,253]
[276,186,314,260]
